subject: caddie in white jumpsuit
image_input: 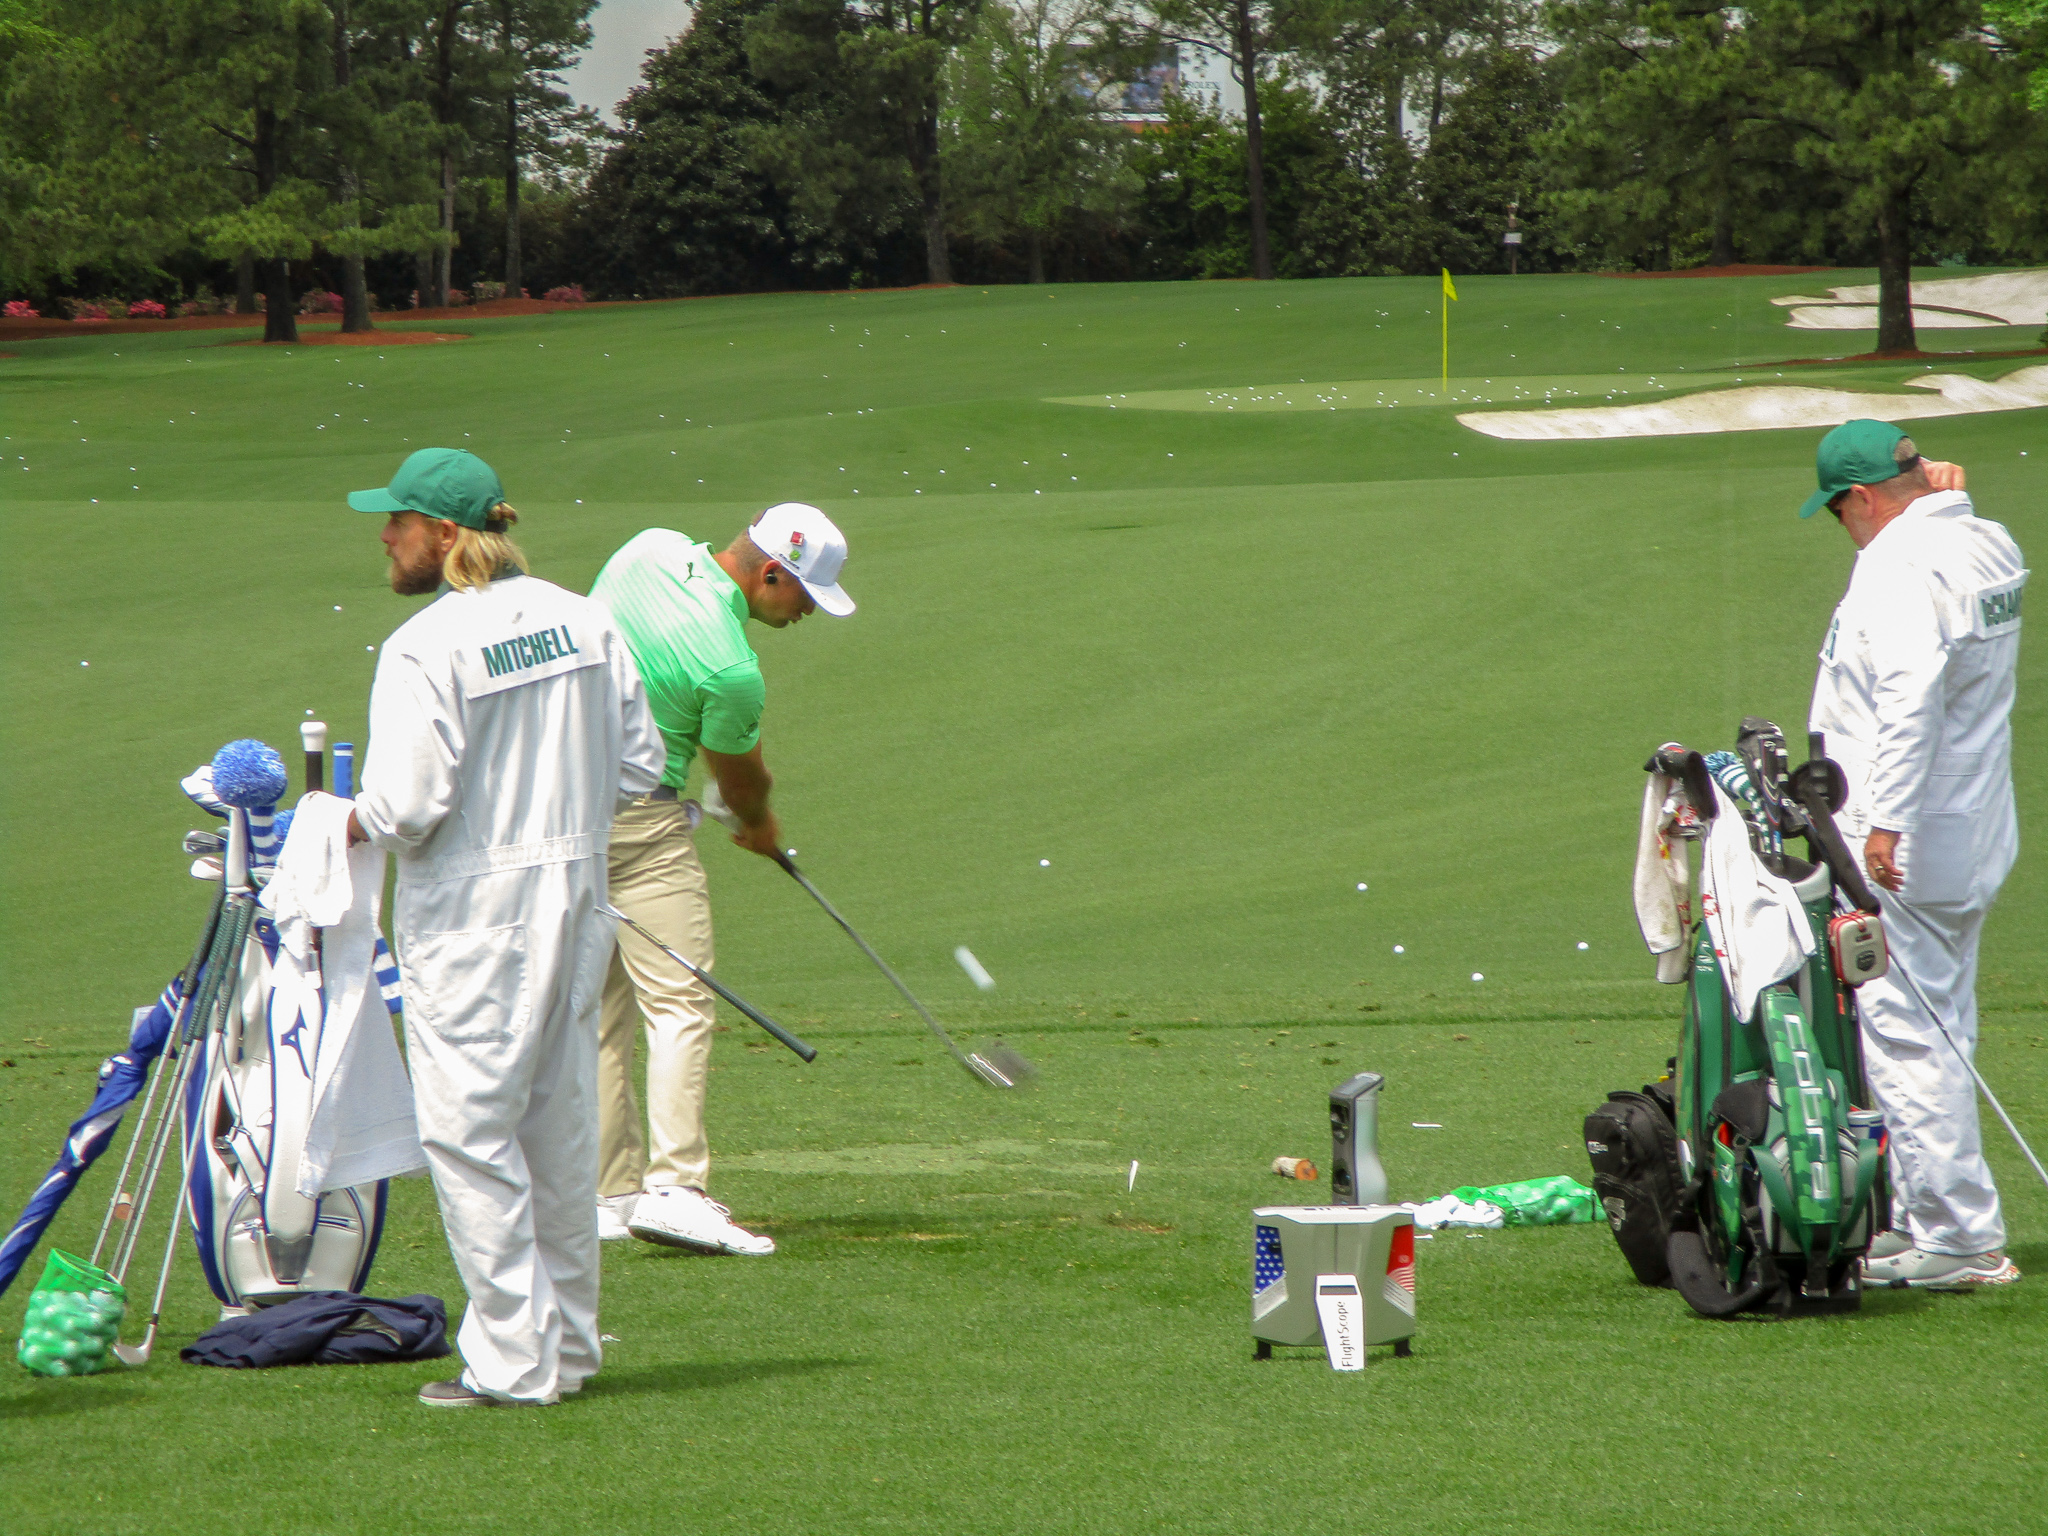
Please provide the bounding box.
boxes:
[345,448,665,1403]
[1800,420,2025,1289]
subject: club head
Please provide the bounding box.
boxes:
[112,1337,153,1367]
[969,1045,1037,1090]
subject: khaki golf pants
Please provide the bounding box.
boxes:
[598,798,715,1196]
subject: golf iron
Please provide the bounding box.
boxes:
[771,853,1030,1090]
[599,904,817,1063]
[697,784,1030,1087]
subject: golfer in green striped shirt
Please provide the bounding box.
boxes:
[588,504,855,1254]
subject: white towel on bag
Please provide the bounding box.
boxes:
[263,792,425,1196]
[1700,782,1815,1020]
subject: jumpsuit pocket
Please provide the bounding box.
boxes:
[403,924,530,1045]
[1900,815,1978,905]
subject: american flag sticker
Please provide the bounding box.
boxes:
[1383,1223,1417,1315]
[1254,1225,1285,1294]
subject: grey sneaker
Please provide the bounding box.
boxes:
[1862,1246,2021,1290]
[1866,1229,1913,1261]
[418,1378,495,1408]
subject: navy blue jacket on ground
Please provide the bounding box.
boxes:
[180,1291,449,1368]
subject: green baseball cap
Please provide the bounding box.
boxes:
[1798,419,1917,519]
[348,447,505,530]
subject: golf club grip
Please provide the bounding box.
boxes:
[604,906,816,1062]
[1793,781,1880,912]
[694,969,818,1063]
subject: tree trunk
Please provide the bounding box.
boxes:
[1875,185,1916,354]
[1709,118,1735,268]
[915,109,950,284]
[236,251,258,314]
[501,3,523,298]
[334,1,373,333]
[1235,0,1272,281]
[438,150,455,307]
[415,252,433,307]
[252,106,299,344]
[1027,228,1044,285]
[505,97,523,296]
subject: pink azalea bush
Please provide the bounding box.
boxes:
[298,289,345,315]
[3,300,38,318]
[470,281,505,302]
[126,299,167,319]
[70,302,110,322]
[544,285,586,304]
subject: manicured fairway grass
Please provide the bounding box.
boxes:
[2,271,2044,1534]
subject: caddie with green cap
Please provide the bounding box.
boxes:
[583,504,856,1257]
[1800,418,2030,1292]
[340,446,667,1407]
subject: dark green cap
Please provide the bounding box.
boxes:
[1799,419,1918,519]
[348,448,505,530]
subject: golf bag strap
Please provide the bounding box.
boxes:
[1837,1130,1882,1251]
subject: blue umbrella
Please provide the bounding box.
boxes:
[0,975,181,1297]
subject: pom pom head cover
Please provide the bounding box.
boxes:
[210,739,287,809]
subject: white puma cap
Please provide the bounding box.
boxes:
[747,502,854,616]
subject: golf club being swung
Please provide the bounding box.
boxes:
[599,903,816,1063]
[698,785,1028,1088]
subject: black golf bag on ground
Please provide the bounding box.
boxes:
[1584,1080,1685,1286]
[1610,719,1892,1317]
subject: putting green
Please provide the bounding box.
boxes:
[2,271,2042,1536]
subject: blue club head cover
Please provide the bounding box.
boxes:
[210,739,287,809]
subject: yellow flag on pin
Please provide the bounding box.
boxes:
[1440,269,1458,384]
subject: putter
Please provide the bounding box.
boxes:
[698,784,1028,1087]
[599,903,817,1063]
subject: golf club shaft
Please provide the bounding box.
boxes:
[1888,949,2048,1193]
[600,905,816,1062]
[94,883,227,1267]
[771,852,980,1073]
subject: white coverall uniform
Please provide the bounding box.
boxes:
[355,574,664,1401]
[1809,490,2026,1257]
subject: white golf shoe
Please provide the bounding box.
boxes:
[1862,1245,2020,1290]
[1865,1229,1913,1261]
[626,1186,775,1256]
[596,1193,638,1242]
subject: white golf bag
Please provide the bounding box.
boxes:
[181,915,391,1309]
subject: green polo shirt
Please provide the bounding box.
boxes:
[591,529,764,789]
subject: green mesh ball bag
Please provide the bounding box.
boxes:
[15,1250,126,1377]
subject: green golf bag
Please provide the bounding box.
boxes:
[1657,720,1892,1317]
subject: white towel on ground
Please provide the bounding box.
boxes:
[1700,782,1814,1021]
[264,792,424,1196]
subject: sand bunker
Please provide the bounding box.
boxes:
[1776,270,2048,330]
[1458,364,2048,441]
